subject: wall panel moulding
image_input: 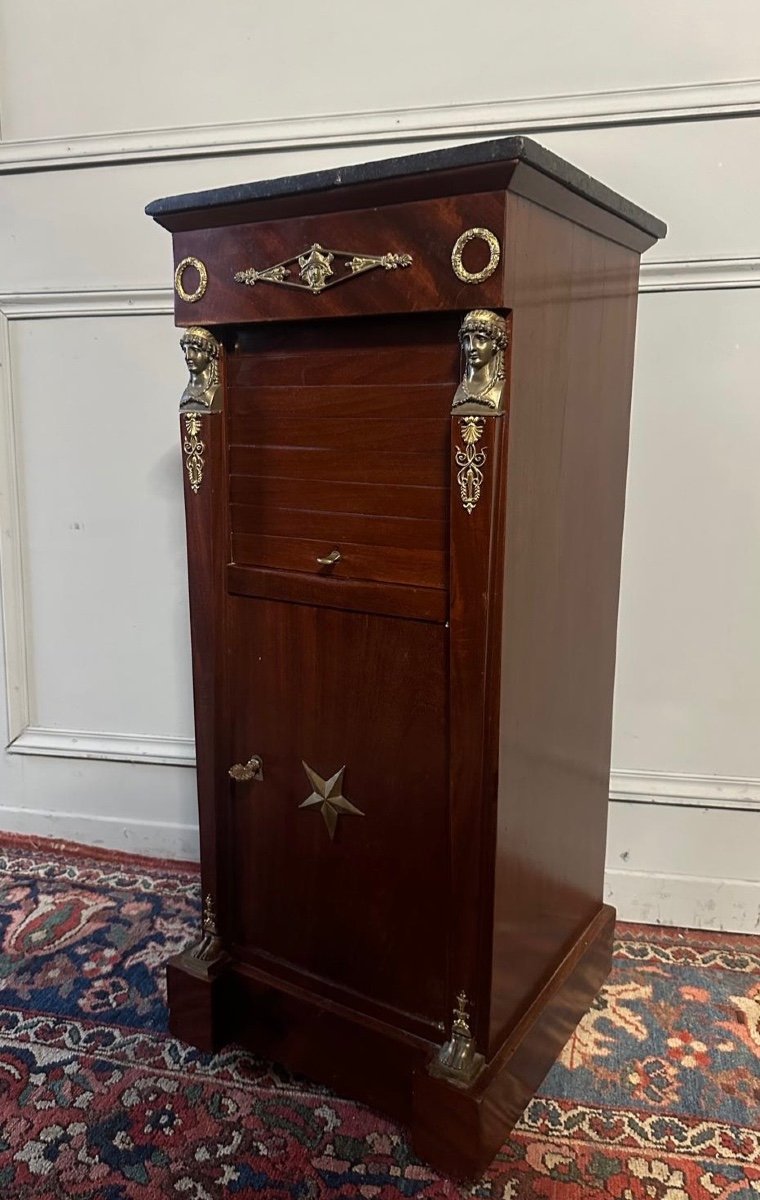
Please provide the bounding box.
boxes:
[0,78,759,173]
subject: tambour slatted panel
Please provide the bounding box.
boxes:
[226,315,456,595]
[228,416,448,454]
[228,445,446,488]
[228,475,448,521]
[229,385,452,422]
[230,505,447,550]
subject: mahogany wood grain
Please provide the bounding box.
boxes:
[225,966,431,1123]
[446,412,508,1050]
[230,311,461,384]
[229,384,452,421]
[167,902,613,1179]
[166,953,230,1054]
[228,444,446,488]
[228,415,449,455]
[172,193,505,325]
[227,564,448,623]
[483,194,639,1056]
[230,504,447,551]
[178,401,229,933]
[226,595,449,1029]
[159,150,661,1180]
[508,160,655,253]
[229,474,448,521]
[230,949,444,1044]
[230,532,446,590]
[411,905,615,1179]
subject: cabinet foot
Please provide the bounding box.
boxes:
[411,904,615,1180]
[166,949,230,1053]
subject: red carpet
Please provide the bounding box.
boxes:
[0,837,757,1197]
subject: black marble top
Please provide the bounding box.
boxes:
[145,135,666,239]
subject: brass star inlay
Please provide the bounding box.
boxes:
[299,760,364,840]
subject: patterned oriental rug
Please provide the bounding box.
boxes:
[0,839,757,1199]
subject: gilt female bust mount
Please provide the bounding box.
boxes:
[179,326,221,411]
[451,309,508,415]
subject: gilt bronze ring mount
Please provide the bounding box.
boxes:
[174,256,208,303]
[451,228,501,284]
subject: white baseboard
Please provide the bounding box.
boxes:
[0,803,199,861]
[605,868,760,934]
[0,798,756,931]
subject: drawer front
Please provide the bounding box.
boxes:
[231,533,447,590]
[172,191,505,325]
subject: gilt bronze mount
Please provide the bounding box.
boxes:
[183,414,205,494]
[431,992,484,1083]
[452,309,508,415]
[234,243,412,295]
[451,227,501,284]
[300,760,365,839]
[181,893,225,972]
[179,326,221,412]
[455,416,487,514]
[174,256,208,303]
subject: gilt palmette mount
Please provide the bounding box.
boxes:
[233,243,412,295]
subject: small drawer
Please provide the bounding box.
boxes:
[231,531,447,591]
[172,190,506,325]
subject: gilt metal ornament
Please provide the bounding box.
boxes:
[431,992,483,1083]
[228,754,264,782]
[451,227,501,284]
[234,243,412,295]
[174,256,208,303]
[183,414,205,494]
[452,309,508,415]
[185,893,224,965]
[180,326,221,412]
[455,416,487,514]
[299,760,365,840]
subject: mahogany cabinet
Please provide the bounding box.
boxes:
[146,136,665,1179]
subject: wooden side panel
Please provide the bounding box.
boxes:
[488,195,640,1053]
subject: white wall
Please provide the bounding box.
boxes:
[0,0,758,930]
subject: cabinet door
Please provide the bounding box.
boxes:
[226,595,449,1034]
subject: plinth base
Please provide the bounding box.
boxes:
[166,904,615,1179]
